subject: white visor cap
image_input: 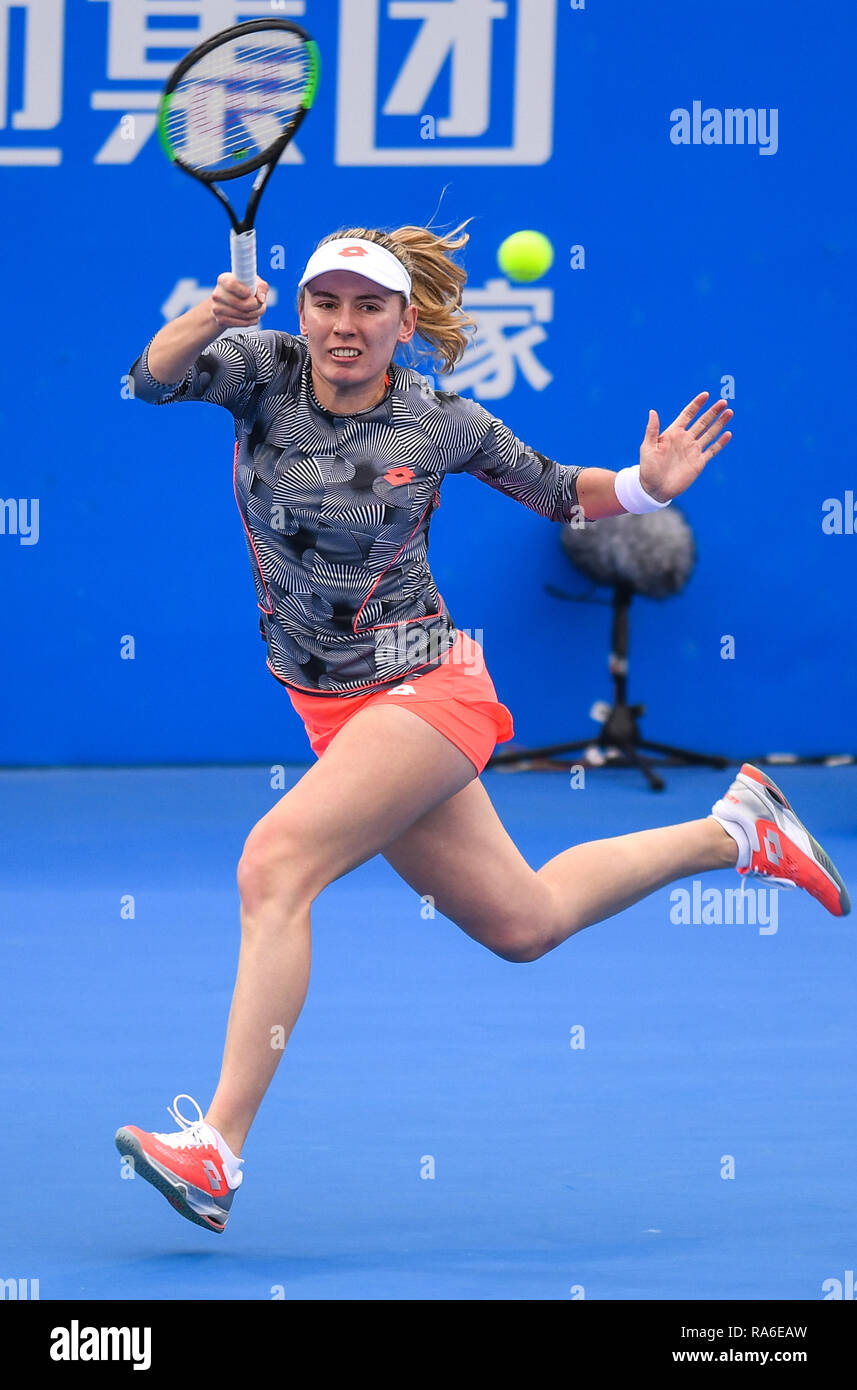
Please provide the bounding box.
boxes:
[298,238,412,301]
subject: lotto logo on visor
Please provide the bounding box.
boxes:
[298,237,412,299]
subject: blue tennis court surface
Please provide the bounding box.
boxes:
[1,763,854,1301]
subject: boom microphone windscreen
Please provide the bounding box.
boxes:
[561,507,696,599]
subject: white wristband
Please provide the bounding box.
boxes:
[613,464,671,514]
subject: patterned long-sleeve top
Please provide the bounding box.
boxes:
[129,329,583,696]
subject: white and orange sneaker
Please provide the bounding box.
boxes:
[115,1095,243,1233]
[711,763,851,917]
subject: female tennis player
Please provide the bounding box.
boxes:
[115,220,850,1233]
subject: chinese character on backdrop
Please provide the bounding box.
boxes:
[438,280,554,401]
[0,0,65,165]
[336,0,556,166]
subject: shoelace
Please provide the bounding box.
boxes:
[742,866,796,891]
[151,1095,244,1187]
[154,1094,215,1149]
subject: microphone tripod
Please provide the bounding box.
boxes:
[488,582,731,792]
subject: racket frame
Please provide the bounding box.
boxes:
[157,18,319,290]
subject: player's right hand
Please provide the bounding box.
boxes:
[209,272,269,329]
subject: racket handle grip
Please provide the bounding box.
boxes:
[230,228,258,297]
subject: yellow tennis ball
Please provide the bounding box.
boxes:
[497,230,554,282]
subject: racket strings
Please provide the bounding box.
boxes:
[164,36,312,172]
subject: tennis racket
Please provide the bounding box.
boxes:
[157,18,320,297]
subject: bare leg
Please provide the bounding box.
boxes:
[382,778,737,962]
[536,816,737,942]
[204,704,480,1155]
[205,902,312,1158]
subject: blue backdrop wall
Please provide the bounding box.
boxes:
[1,0,854,766]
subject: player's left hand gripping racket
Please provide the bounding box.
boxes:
[157,18,319,298]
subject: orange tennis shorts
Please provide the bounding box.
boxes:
[285,629,515,775]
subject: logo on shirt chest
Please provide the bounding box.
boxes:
[382,465,417,487]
